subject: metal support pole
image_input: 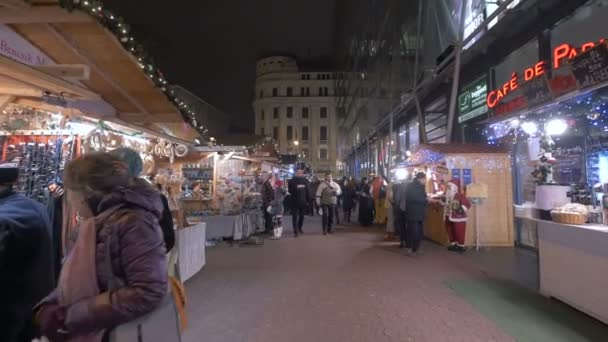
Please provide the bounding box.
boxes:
[413,0,426,144]
[446,0,468,143]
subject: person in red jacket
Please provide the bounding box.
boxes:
[444,179,471,252]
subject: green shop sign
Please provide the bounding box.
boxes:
[458,77,488,123]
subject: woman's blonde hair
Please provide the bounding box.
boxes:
[64,153,131,194]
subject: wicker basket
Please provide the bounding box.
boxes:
[550,211,587,225]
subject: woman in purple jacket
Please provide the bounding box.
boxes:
[36,153,168,342]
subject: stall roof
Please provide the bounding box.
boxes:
[414,143,509,154]
[0,1,200,142]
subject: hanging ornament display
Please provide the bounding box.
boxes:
[57,0,208,139]
[531,134,557,184]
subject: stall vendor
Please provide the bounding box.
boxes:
[443,179,471,252]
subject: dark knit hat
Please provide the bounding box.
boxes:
[109,147,143,177]
[415,172,427,180]
[0,162,19,184]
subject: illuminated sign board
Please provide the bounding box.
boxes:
[487,39,607,109]
[458,77,488,123]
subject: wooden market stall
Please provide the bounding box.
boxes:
[0,1,209,282]
[406,144,514,247]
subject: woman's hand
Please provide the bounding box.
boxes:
[37,304,69,342]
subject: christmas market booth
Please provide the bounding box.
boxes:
[404,144,514,248]
[0,1,209,282]
[153,136,281,243]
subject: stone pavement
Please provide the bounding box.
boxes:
[182,216,515,342]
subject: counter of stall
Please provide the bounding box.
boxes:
[513,213,608,325]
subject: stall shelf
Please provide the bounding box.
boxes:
[406,144,514,247]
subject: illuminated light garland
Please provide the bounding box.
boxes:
[57,0,208,139]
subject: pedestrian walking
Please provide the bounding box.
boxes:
[0,162,55,342]
[288,169,311,237]
[405,172,429,256]
[385,179,396,241]
[335,177,345,225]
[393,180,409,248]
[316,173,342,235]
[261,174,275,235]
[342,178,357,223]
[371,175,388,225]
[36,153,177,342]
[269,180,287,239]
[358,177,374,226]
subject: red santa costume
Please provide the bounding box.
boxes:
[444,179,471,251]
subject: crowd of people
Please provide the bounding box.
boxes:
[263,169,471,257]
[1,148,182,342]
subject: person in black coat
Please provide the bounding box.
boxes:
[358,177,374,226]
[341,178,357,223]
[288,169,311,237]
[0,163,55,342]
[261,174,275,234]
[405,172,428,255]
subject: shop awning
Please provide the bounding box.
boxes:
[0,1,201,142]
[405,143,509,166]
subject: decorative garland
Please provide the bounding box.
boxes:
[247,136,279,155]
[57,0,208,139]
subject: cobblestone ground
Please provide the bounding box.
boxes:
[183,217,514,342]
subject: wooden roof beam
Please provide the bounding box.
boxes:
[0,54,99,99]
[46,23,150,115]
[34,64,90,81]
[0,6,92,23]
[118,112,181,123]
[0,0,29,10]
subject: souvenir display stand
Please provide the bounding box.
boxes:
[155,150,268,241]
[405,144,514,247]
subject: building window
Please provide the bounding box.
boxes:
[301,148,309,158]
[259,90,264,98]
[302,126,309,141]
[323,87,329,96]
[287,87,293,97]
[273,107,279,119]
[302,107,309,119]
[272,88,278,97]
[320,148,328,160]
[286,126,293,140]
[286,107,293,118]
[319,87,323,96]
[260,127,265,136]
[300,87,305,96]
[320,126,328,142]
[320,107,328,119]
[301,74,306,80]
[317,74,321,80]
[261,110,265,121]
[273,126,279,140]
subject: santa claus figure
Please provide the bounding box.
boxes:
[444,179,471,252]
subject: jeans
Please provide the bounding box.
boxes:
[395,209,408,246]
[263,206,273,233]
[292,207,306,235]
[321,204,335,234]
[407,220,423,252]
[344,208,353,223]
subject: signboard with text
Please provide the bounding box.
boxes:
[458,77,488,123]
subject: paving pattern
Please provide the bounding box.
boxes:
[183,217,514,342]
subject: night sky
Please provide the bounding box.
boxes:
[104,1,337,132]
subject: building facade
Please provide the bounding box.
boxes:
[253,56,342,174]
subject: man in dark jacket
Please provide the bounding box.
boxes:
[0,162,54,342]
[405,172,428,255]
[288,169,310,237]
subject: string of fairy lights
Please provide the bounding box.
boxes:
[57,0,208,139]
